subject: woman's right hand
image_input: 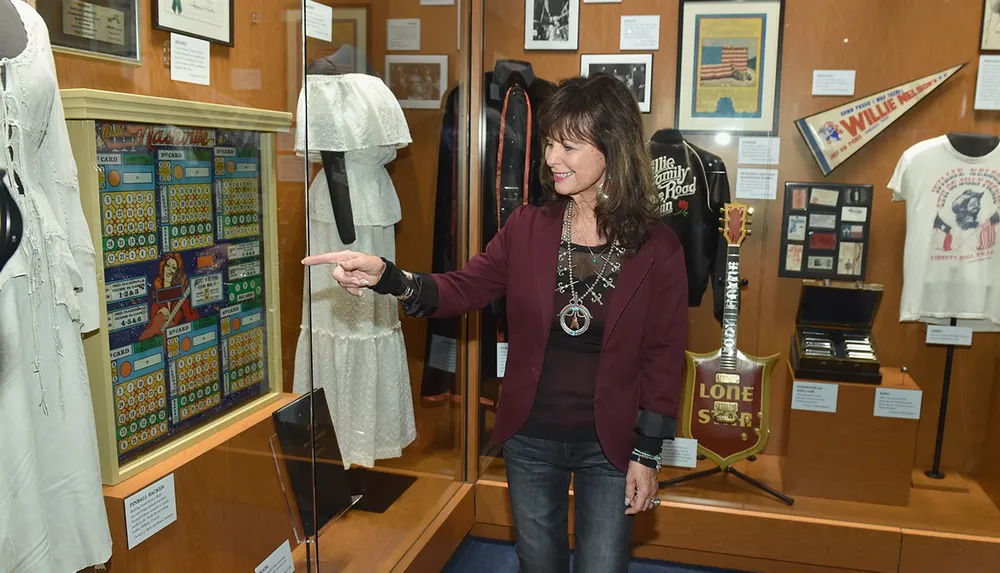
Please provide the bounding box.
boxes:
[302,250,386,297]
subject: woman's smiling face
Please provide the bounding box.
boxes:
[544,135,607,198]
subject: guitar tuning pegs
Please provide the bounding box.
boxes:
[748,207,755,215]
[747,229,752,235]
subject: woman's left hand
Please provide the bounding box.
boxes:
[624,461,660,515]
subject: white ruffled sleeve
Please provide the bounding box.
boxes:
[294,73,412,160]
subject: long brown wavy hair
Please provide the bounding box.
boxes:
[538,73,660,255]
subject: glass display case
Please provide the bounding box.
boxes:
[1,1,471,572]
[466,1,1000,571]
[7,0,1000,571]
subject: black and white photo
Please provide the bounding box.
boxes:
[385,55,448,109]
[525,0,579,50]
[580,54,653,112]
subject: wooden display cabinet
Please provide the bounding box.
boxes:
[61,89,292,485]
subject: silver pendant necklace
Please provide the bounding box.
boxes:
[556,201,622,337]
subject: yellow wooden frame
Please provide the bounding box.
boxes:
[62,88,292,485]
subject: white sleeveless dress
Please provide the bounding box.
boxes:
[292,74,416,468]
[0,2,112,571]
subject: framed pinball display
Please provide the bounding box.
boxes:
[61,88,292,484]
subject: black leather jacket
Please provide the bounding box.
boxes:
[648,129,731,323]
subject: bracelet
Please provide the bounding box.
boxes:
[630,448,661,471]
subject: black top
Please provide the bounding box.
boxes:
[519,243,619,443]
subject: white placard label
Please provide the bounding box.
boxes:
[619,15,660,51]
[926,325,973,346]
[975,55,1000,111]
[873,388,922,420]
[170,33,211,86]
[428,335,457,374]
[660,437,698,469]
[304,0,333,42]
[791,381,838,413]
[735,168,779,200]
[812,70,857,96]
[125,474,178,549]
[255,539,295,573]
[737,136,781,165]
[387,19,421,51]
[253,539,295,573]
[497,342,508,378]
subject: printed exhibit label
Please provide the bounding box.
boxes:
[125,474,178,549]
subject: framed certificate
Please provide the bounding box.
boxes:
[153,0,234,46]
[36,0,141,63]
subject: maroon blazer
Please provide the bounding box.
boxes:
[429,203,689,471]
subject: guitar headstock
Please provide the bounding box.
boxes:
[718,202,753,246]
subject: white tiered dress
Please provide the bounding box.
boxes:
[0,2,112,572]
[292,73,416,468]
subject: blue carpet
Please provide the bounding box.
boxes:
[443,537,747,572]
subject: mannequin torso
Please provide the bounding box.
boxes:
[947,132,1000,157]
[0,0,28,60]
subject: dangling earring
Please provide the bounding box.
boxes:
[597,179,609,201]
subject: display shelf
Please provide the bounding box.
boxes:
[63,89,292,485]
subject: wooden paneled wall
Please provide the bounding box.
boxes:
[483,0,1000,473]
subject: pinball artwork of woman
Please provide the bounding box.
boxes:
[0,1,113,571]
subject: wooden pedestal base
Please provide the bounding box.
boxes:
[781,365,920,506]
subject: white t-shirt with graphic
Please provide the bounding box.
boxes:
[888,135,1000,332]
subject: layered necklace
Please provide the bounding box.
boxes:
[555,200,623,336]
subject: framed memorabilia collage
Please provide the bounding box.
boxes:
[676,0,785,134]
[778,182,874,281]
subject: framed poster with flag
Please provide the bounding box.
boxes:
[675,0,784,134]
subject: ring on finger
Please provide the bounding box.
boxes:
[651,498,661,507]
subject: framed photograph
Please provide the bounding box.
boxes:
[983,0,1000,50]
[153,0,233,46]
[675,0,784,134]
[525,0,579,50]
[35,0,141,63]
[580,54,653,113]
[385,55,448,109]
[778,182,874,281]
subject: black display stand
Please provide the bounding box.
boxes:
[925,318,958,480]
[659,455,794,506]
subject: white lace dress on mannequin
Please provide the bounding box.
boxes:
[0,2,112,571]
[292,73,416,468]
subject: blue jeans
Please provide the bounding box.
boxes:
[502,433,633,573]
